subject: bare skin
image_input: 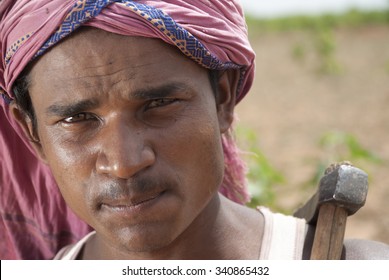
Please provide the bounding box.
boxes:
[11,28,263,259]
[11,28,389,260]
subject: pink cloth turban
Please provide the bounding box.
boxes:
[0,0,255,101]
[0,0,255,259]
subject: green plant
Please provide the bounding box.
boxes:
[313,28,342,75]
[305,131,383,188]
[235,125,285,210]
[247,8,389,74]
[291,43,306,62]
[246,9,389,36]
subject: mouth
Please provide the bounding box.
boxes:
[99,191,166,214]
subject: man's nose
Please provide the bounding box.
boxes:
[95,119,155,179]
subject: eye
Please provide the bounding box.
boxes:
[62,112,96,123]
[147,98,178,109]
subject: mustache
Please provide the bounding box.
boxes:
[92,176,175,202]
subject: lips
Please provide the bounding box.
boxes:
[101,191,164,210]
[91,177,174,220]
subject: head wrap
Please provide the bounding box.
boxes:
[0,0,255,101]
[0,0,255,259]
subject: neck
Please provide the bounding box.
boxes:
[83,194,263,259]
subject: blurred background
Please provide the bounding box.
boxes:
[236,0,389,244]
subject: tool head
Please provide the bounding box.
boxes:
[318,162,368,215]
[293,162,368,223]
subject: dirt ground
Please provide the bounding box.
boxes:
[236,25,389,244]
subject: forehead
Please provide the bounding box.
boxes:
[28,27,208,95]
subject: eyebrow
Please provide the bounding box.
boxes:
[45,82,191,117]
[131,82,191,100]
[46,99,100,117]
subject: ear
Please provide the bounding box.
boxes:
[9,103,48,163]
[215,69,239,133]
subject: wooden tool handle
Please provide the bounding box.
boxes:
[310,203,348,260]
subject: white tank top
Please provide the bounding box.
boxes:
[258,207,307,260]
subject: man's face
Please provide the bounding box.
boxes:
[23,28,233,255]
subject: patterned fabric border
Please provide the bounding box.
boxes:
[5,32,34,65]
[3,0,244,98]
[35,0,114,58]
[116,1,240,71]
[4,0,241,71]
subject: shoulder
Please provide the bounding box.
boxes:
[343,239,389,260]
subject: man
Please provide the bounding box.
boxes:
[1,0,388,260]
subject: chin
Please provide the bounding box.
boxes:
[105,221,181,255]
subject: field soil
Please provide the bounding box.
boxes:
[236,25,389,244]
